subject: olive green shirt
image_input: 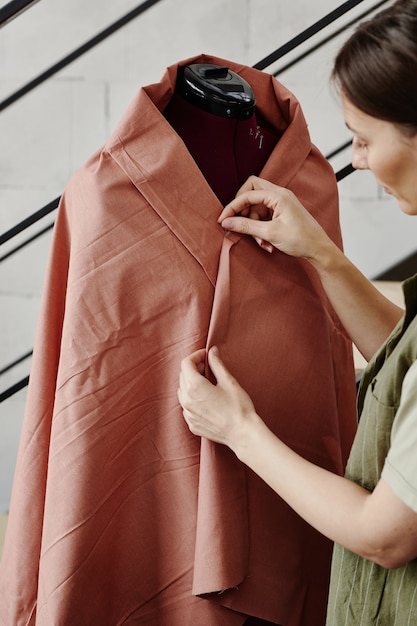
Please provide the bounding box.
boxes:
[326,274,417,625]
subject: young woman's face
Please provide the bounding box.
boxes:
[342,94,417,215]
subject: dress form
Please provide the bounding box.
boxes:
[164,63,278,205]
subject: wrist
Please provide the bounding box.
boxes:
[232,412,270,464]
[307,236,344,276]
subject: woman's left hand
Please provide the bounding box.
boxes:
[178,346,258,454]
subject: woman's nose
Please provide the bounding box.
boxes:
[351,150,368,170]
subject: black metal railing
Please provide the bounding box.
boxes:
[0,199,58,256]
[268,0,389,77]
[0,0,165,111]
[0,0,391,402]
[0,0,40,28]
[254,0,388,71]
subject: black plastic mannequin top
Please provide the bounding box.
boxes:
[164,63,278,205]
[176,63,256,120]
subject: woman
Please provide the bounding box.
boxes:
[178,1,417,623]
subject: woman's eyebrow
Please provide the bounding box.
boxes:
[345,121,367,137]
[345,122,366,138]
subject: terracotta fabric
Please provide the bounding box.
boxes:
[0,54,357,625]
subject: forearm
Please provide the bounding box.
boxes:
[235,417,367,550]
[308,240,403,361]
[233,416,393,563]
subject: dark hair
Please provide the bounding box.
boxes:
[332,0,417,134]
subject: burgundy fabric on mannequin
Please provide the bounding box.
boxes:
[164,63,278,204]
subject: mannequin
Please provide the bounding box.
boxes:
[164,63,278,204]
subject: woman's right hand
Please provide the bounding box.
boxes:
[219,175,334,264]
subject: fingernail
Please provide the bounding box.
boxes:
[221,219,233,229]
[211,345,219,356]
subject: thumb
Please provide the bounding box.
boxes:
[221,215,273,242]
[207,346,234,387]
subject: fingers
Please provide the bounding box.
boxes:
[178,349,205,402]
[218,191,264,223]
[219,189,282,226]
[219,216,278,251]
[178,347,256,448]
[235,174,275,197]
[218,176,278,223]
[181,348,207,376]
[181,406,197,433]
[217,200,248,223]
[206,345,226,381]
[207,346,240,392]
[178,346,230,407]
[178,347,221,439]
[256,238,274,254]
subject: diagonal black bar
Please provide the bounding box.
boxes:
[336,163,355,181]
[0,222,54,262]
[254,0,367,71]
[326,140,352,161]
[0,197,59,246]
[0,350,32,376]
[0,0,164,111]
[272,0,390,77]
[0,375,29,402]
[0,0,40,27]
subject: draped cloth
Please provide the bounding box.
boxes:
[0,54,357,625]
